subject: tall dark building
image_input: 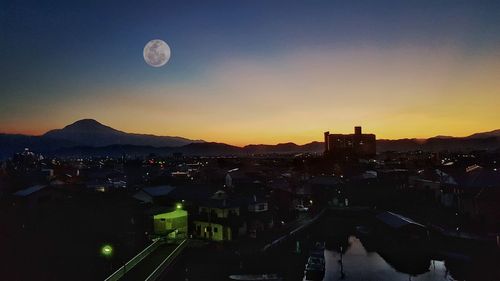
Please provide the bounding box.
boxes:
[324,126,376,160]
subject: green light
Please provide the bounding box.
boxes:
[101,244,113,257]
[176,203,182,209]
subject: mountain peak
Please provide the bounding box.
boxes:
[45,119,122,137]
[41,119,202,147]
[64,119,113,130]
[71,118,101,125]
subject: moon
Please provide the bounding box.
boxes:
[143,39,171,67]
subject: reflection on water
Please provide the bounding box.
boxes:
[321,236,454,281]
[169,215,498,281]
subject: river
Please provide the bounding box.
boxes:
[168,213,499,281]
[322,235,453,281]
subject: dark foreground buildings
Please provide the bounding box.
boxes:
[324,126,376,160]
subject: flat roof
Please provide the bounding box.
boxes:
[154,209,188,219]
[13,185,47,197]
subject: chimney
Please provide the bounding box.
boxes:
[355,126,362,135]
[324,131,330,153]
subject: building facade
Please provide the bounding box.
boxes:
[153,208,188,239]
[324,126,376,160]
[193,197,246,241]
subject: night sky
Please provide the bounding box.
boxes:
[1,0,500,145]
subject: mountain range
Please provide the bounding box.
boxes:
[1,119,499,158]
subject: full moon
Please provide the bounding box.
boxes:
[143,39,171,67]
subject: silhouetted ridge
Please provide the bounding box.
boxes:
[42,119,203,147]
[0,122,499,159]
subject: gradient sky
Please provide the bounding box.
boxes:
[1,0,499,145]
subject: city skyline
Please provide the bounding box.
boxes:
[1,2,500,280]
[2,117,499,148]
[2,0,500,146]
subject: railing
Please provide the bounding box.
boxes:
[103,238,164,281]
[144,239,188,281]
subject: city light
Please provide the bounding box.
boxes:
[1,1,499,279]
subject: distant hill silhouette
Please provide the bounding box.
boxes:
[43,119,203,147]
[240,142,325,154]
[0,119,499,158]
[376,136,500,153]
[464,129,500,139]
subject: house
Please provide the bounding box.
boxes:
[246,195,273,238]
[377,169,408,189]
[375,211,428,241]
[192,190,246,241]
[472,187,500,227]
[409,169,457,207]
[453,167,500,227]
[306,176,341,208]
[132,185,177,204]
[247,195,269,213]
[153,207,188,239]
[225,168,254,189]
[12,185,53,208]
[269,178,295,215]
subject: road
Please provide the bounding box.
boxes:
[120,243,178,281]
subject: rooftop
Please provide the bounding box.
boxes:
[13,185,47,197]
[143,185,177,197]
[376,211,425,229]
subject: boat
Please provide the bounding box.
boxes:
[304,261,325,280]
[310,241,326,258]
[307,256,325,267]
[228,273,283,281]
[304,251,325,280]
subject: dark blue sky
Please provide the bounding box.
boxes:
[1,0,500,143]
[2,0,499,89]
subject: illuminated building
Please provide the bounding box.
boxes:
[153,208,188,239]
[324,126,376,160]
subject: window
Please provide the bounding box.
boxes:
[214,227,218,233]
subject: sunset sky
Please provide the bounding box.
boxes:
[1,0,499,146]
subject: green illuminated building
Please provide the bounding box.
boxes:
[153,208,188,239]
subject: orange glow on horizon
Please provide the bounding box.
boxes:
[1,46,499,145]
[2,123,499,147]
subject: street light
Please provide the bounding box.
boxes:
[176,203,183,209]
[101,244,113,258]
